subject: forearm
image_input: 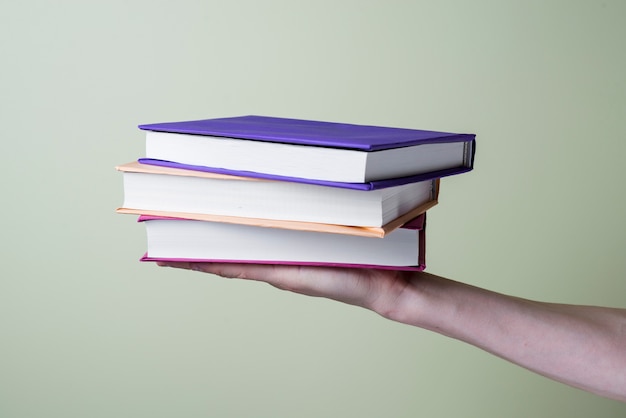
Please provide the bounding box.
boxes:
[392,273,626,401]
[159,262,626,401]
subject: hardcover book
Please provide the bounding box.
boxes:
[117,161,439,229]
[138,213,427,271]
[138,115,475,184]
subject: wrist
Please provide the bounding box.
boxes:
[379,272,483,337]
[371,271,451,328]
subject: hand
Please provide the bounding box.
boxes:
[156,262,428,323]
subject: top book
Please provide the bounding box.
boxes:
[139,115,476,184]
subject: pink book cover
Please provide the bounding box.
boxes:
[138,213,427,271]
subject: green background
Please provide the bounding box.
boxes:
[1,1,625,416]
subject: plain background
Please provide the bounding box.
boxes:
[1,1,625,417]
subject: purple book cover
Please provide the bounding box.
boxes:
[138,213,427,271]
[138,115,476,151]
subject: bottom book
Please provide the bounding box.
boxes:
[139,214,427,271]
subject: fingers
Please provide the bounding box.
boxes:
[156,261,194,270]
[157,261,302,281]
[156,261,376,304]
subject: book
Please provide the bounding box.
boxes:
[138,115,476,184]
[137,213,427,271]
[116,161,439,230]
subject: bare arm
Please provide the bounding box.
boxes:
[158,262,626,402]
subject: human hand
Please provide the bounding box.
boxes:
[156,262,429,322]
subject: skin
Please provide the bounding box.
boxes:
[157,262,626,402]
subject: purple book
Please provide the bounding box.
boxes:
[138,115,475,187]
[139,115,474,150]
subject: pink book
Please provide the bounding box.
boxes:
[138,213,427,271]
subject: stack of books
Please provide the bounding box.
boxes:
[116,115,476,270]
